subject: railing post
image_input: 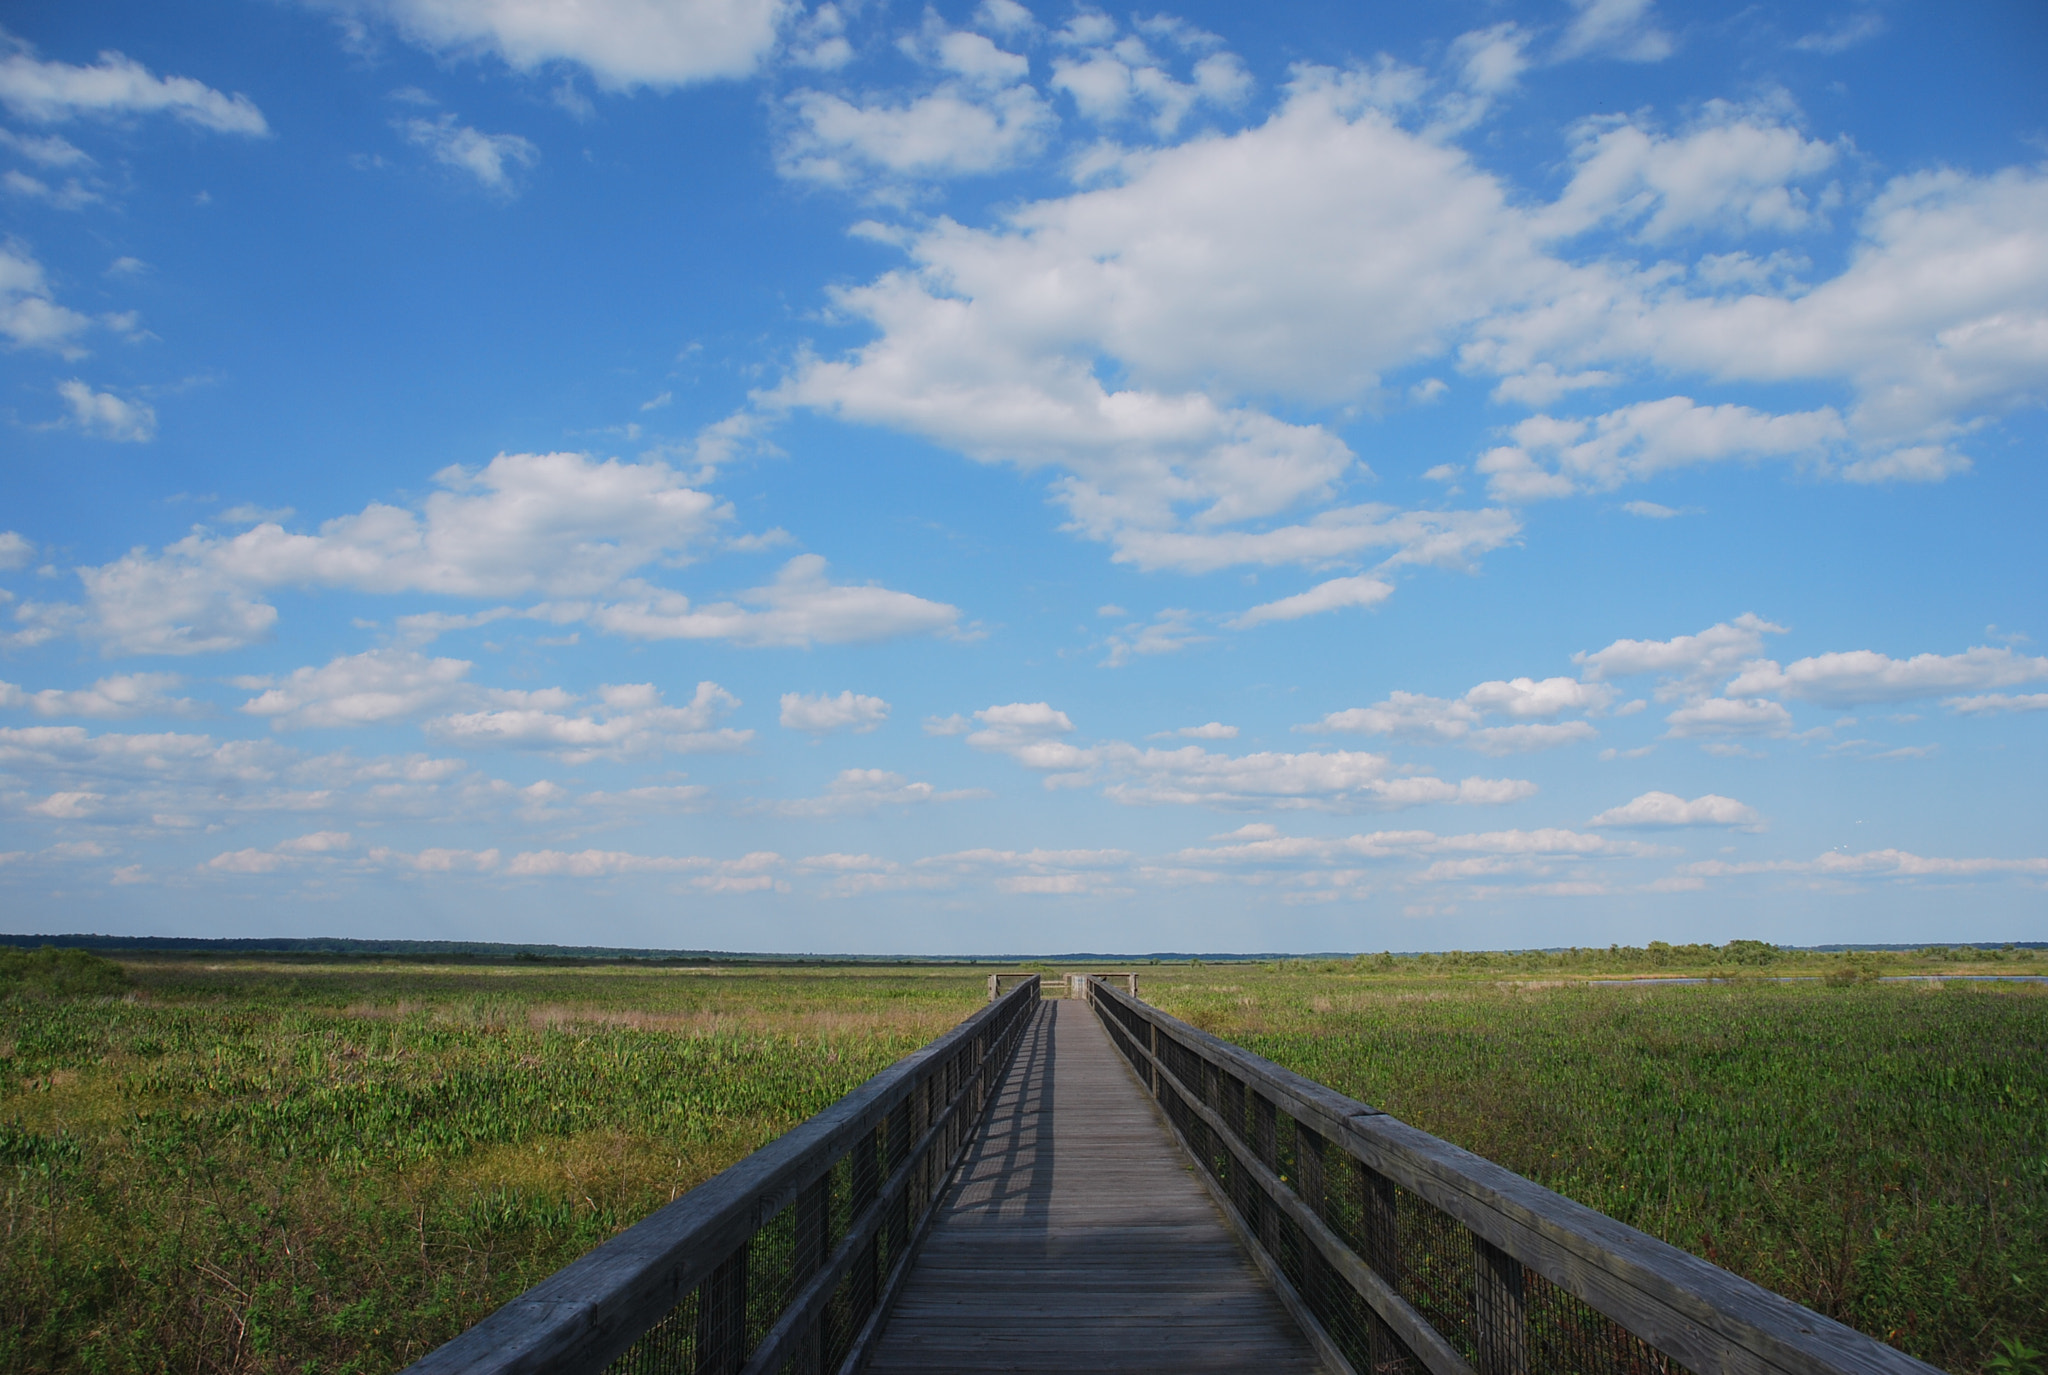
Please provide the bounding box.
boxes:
[1252,1092,1279,1252]
[1355,1157,1404,1375]
[1474,1235,1528,1375]
[693,1242,748,1375]
[789,1174,830,1375]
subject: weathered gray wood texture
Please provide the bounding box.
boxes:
[865,999,1329,1374]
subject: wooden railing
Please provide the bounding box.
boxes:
[1081,976,1940,1375]
[985,971,1038,1000]
[404,975,1039,1375]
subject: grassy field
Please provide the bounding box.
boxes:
[1138,956,2046,1375]
[1,943,2042,1373]
[0,955,984,1374]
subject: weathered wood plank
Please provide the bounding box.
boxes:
[864,1000,1330,1374]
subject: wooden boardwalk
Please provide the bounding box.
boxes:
[866,998,1329,1373]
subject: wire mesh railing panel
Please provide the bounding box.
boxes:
[607,1289,701,1375]
[1525,1264,1692,1375]
[1395,1183,1478,1364]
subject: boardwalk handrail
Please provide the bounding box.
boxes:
[1082,976,1940,1375]
[406,975,1040,1375]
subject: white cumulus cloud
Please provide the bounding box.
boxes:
[960,700,1535,812]
[582,555,960,647]
[0,672,194,718]
[427,681,749,762]
[779,689,889,734]
[1,243,92,355]
[0,35,268,133]
[319,0,792,90]
[1727,646,2048,706]
[238,649,479,729]
[397,113,538,193]
[1589,790,1760,828]
[57,378,157,441]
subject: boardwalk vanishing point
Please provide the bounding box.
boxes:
[866,997,1326,1372]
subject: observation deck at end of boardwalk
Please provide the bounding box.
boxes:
[406,975,1947,1375]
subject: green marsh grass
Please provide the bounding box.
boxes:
[1144,962,2046,1374]
[0,958,983,1374]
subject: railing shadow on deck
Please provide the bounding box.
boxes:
[1080,975,1942,1375]
[401,976,1040,1375]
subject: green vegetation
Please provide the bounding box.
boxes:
[3,942,2040,1373]
[0,946,131,999]
[0,957,983,1374]
[1141,955,2047,1375]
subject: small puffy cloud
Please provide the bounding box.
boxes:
[962,701,1535,812]
[964,701,1076,763]
[1450,24,1529,97]
[1622,500,1679,518]
[364,846,503,873]
[1173,722,1238,740]
[5,168,105,211]
[1663,697,1793,738]
[0,36,268,133]
[1727,646,2048,707]
[0,672,194,718]
[1,243,93,355]
[1310,691,1477,743]
[1100,608,1205,666]
[579,783,713,812]
[780,689,889,734]
[1946,693,2048,716]
[1231,575,1392,629]
[325,0,792,90]
[240,649,475,728]
[499,848,783,892]
[1306,676,1613,754]
[427,681,748,762]
[915,845,1134,898]
[279,830,353,853]
[1555,0,1673,62]
[1575,613,1786,699]
[58,379,157,442]
[1477,399,1846,502]
[1590,790,1760,828]
[1465,721,1598,755]
[397,114,537,194]
[0,531,31,569]
[585,555,960,647]
[1792,13,1887,54]
[207,847,289,873]
[770,768,989,817]
[787,4,851,70]
[974,1,1035,37]
[1465,676,1616,718]
[781,83,1054,184]
[0,128,91,166]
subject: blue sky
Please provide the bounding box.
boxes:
[1,0,2044,954]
